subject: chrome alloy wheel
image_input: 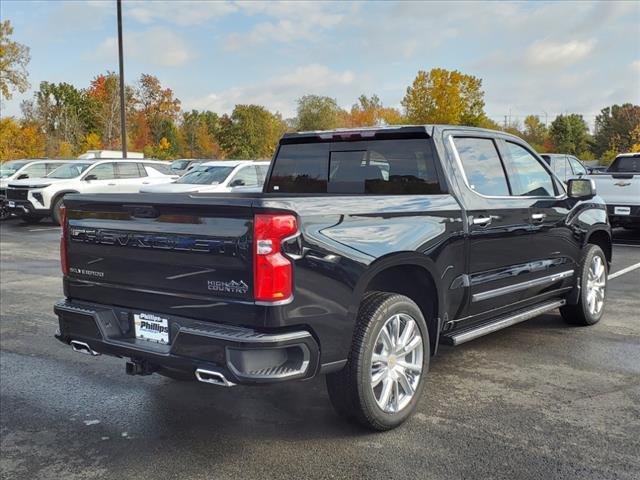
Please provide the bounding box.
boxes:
[586,255,606,316]
[370,313,423,413]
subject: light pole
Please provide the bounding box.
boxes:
[117,0,127,158]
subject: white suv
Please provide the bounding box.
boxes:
[6,159,177,225]
[140,160,270,194]
[1,159,75,220]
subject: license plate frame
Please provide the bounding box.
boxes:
[133,312,170,345]
[614,206,631,215]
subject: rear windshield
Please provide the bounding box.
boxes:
[608,156,640,173]
[266,138,443,194]
[48,163,93,179]
[176,165,235,185]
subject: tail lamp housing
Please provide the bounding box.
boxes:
[253,214,298,302]
[60,204,69,275]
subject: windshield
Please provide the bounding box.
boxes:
[176,165,234,185]
[171,160,191,170]
[0,160,30,178]
[48,163,93,179]
[609,156,640,173]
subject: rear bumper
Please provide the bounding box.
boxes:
[54,299,320,384]
[606,205,640,227]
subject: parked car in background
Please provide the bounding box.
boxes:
[141,161,270,193]
[78,150,144,159]
[1,159,75,221]
[55,125,611,430]
[587,153,640,230]
[6,159,177,225]
[169,159,205,175]
[540,153,588,183]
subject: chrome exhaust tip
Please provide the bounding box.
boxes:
[70,340,100,356]
[195,368,236,387]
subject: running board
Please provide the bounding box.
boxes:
[441,299,566,346]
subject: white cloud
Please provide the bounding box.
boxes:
[125,1,237,26]
[225,1,350,50]
[525,39,597,67]
[97,28,194,67]
[632,60,640,73]
[183,64,356,117]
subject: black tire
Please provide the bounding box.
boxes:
[20,214,43,224]
[326,292,430,431]
[51,196,65,226]
[560,244,608,326]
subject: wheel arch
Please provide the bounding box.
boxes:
[585,227,612,265]
[353,253,443,356]
[50,190,79,214]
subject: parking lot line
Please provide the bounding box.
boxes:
[609,262,640,280]
[27,227,60,232]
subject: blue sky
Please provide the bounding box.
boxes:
[2,1,639,126]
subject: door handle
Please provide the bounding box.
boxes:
[108,183,116,186]
[472,216,492,226]
[531,213,546,222]
[142,182,150,185]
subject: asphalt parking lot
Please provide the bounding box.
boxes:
[1,219,639,480]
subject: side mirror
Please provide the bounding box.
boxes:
[84,174,97,181]
[17,174,29,179]
[230,179,245,187]
[567,178,596,199]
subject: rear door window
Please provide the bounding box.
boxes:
[116,163,143,179]
[230,166,260,187]
[502,142,555,197]
[267,138,442,194]
[453,137,510,196]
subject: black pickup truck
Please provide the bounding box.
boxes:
[55,125,611,430]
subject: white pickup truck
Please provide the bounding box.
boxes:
[587,153,640,230]
[6,159,177,225]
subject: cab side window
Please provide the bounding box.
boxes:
[551,157,568,182]
[568,157,587,176]
[453,137,510,196]
[503,142,555,197]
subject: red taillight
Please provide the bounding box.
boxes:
[60,204,68,275]
[253,214,297,302]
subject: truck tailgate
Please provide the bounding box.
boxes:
[589,174,640,206]
[64,194,256,303]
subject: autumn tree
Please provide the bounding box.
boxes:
[549,114,591,156]
[135,74,181,144]
[295,95,344,131]
[218,105,287,159]
[87,72,134,149]
[401,68,485,126]
[593,104,640,157]
[0,117,45,160]
[0,20,30,100]
[343,94,405,127]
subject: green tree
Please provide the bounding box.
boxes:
[523,115,548,150]
[593,104,640,157]
[549,114,591,156]
[295,95,344,131]
[180,110,220,158]
[401,68,485,126]
[21,81,95,156]
[218,105,287,159]
[0,20,30,100]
